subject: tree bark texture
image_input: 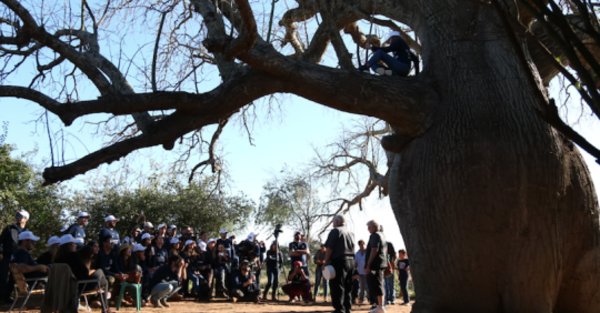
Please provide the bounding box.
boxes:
[388,2,600,312]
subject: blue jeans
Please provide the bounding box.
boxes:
[150,281,181,301]
[264,267,280,297]
[313,267,328,298]
[358,274,369,302]
[368,50,410,76]
[187,270,201,294]
[384,272,396,303]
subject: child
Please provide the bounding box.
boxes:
[397,249,410,306]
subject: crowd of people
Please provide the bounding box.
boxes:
[0,210,411,313]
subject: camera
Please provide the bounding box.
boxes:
[273,223,283,238]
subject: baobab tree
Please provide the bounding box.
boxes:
[1,0,600,311]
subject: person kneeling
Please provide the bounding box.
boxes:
[231,260,260,303]
[282,261,313,303]
[148,255,187,308]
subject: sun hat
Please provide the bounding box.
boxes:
[18,231,40,241]
[17,210,30,219]
[47,236,60,246]
[59,234,79,246]
[105,215,118,222]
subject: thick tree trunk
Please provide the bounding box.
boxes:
[387,2,600,312]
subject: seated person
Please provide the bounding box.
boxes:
[96,235,127,302]
[36,236,60,266]
[231,260,260,303]
[132,243,153,302]
[54,234,111,313]
[11,231,50,282]
[358,31,415,76]
[282,261,313,303]
[148,255,187,308]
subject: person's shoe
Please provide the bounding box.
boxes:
[140,300,148,307]
[124,295,134,303]
[160,298,171,308]
[370,304,377,309]
[90,300,102,308]
[271,294,277,301]
[150,299,163,308]
[400,302,411,306]
[231,297,238,303]
[369,305,386,313]
[77,304,89,311]
[289,297,296,303]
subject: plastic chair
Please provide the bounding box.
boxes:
[8,263,47,313]
[116,282,141,311]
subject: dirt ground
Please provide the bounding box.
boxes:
[3,296,413,313]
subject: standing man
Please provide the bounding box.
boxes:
[289,231,310,277]
[313,243,329,302]
[355,239,369,304]
[364,220,387,313]
[396,249,410,306]
[324,215,356,313]
[0,210,30,304]
[99,215,121,252]
[380,225,397,305]
[68,212,90,248]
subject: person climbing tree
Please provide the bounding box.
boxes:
[358,31,416,76]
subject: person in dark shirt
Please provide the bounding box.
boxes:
[324,215,356,313]
[213,243,230,296]
[263,241,283,301]
[181,240,202,296]
[0,209,29,303]
[151,235,169,267]
[231,260,260,303]
[380,225,397,305]
[289,231,310,277]
[358,31,415,76]
[98,215,121,252]
[55,234,111,313]
[282,261,312,303]
[11,231,49,280]
[148,255,187,308]
[313,243,328,302]
[36,236,60,266]
[365,220,387,312]
[96,235,126,302]
[132,244,153,301]
[68,212,90,248]
[396,249,410,306]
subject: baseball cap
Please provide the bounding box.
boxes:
[185,240,194,246]
[294,230,302,235]
[247,232,255,241]
[141,233,152,240]
[60,224,69,232]
[143,222,154,228]
[220,228,228,234]
[59,234,79,246]
[47,236,60,246]
[17,210,30,219]
[293,261,302,267]
[170,225,177,229]
[132,244,146,252]
[207,238,216,244]
[78,212,91,218]
[385,31,402,42]
[18,231,40,241]
[104,215,118,222]
[158,223,166,229]
[170,237,180,244]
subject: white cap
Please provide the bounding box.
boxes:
[141,233,152,240]
[78,212,91,218]
[75,238,84,243]
[133,243,146,252]
[158,223,166,229]
[294,230,302,235]
[207,238,216,244]
[385,31,402,43]
[104,215,118,222]
[47,236,60,246]
[170,225,176,229]
[170,237,179,244]
[198,240,207,251]
[220,228,228,234]
[143,222,154,228]
[59,234,79,246]
[17,210,30,219]
[247,232,255,242]
[60,225,69,232]
[185,240,194,246]
[18,231,39,241]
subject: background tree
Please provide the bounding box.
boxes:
[1,0,600,311]
[255,168,332,247]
